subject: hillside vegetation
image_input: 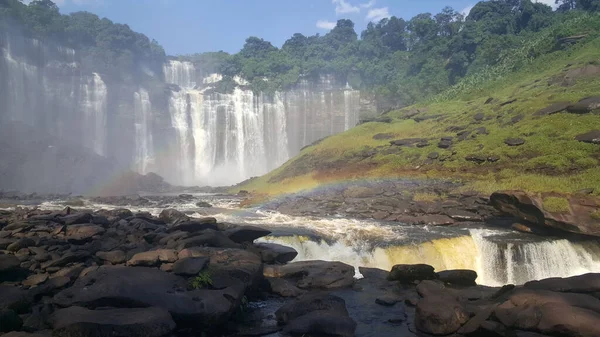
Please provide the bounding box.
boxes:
[236,13,600,198]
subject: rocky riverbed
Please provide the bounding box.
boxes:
[1,197,600,337]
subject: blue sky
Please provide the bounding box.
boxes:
[53,0,556,56]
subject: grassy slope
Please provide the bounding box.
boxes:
[237,28,600,199]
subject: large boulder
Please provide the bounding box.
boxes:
[525,273,600,293]
[490,191,600,237]
[51,306,176,337]
[168,219,217,233]
[53,266,244,326]
[224,226,271,243]
[172,257,209,276]
[159,209,189,224]
[415,297,469,335]
[0,285,31,313]
[95,250,127,264]
[567,96,600,114]
[264,260,354,289]
[126,249,178,267]
[254,242,298,264]
[65,225,105,243]
[437,269,478,286]
[174,230,241,249]
[575,130,600,144]
[388,264,437,283]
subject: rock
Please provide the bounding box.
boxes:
[158,209,189,224]
[0,309,22,333]
[438,139,452,149]
[525,273,600,293]
[487,155,500,162]
[389,138,427,148]
[225,226,272,243]
[65,225,105,243]
[445,209,482,222]
[127,249,178,267]
[22,273,49,287]
[511,114,524,124]
[59,213,92,226]
[388,264,436,283]
[567,96,600,114]
[500,98,517,106]
[95,250,127,264]
[28,276,70,300]
[0,255,20,272]
[535,102,571,116]
[54,266,245,326]
[465,154,487,164]
[51,306,176,337]
[266,277,306,297]
[41,251,91,269]
[419,215,455,226]
[254,242,298,264]
[7,238,35,252]
[175,229,241,249]
[0,285,31,313]
[168,218,217,233]
[437,270,478,286]
[576,188,595,195]
[375,293,403,306]
[342,186,381,198]
[474,112,485,121]
[427,152,439,160]
[508,288,600,312]
[172,257,209,276]
[264,260,354,289]
[504,138,525,146]
[575,130,600,144]
[195,201,213,208]
[373,133,394,140]
[490,191,600,237]
[283,311,356,337]
[276,293,349,324]
[415,297,469,335]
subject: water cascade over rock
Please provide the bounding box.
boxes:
[261,229,600,286]
[0,28,364,192]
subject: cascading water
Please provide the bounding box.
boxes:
[81,73,107,156]
[133,89,154,175]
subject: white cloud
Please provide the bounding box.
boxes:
[365,7,390,22]
[360,0,376,9]
[461,4,474,17]
[316,20,337,30]
[333,0,360,14]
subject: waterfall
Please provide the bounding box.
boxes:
[81,73,107,156]
[163,60,197,88]
[260,231,600,286]
[133,89,154,174]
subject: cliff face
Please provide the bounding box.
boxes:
[0,26,371,192]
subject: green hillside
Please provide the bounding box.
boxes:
[236,14,600,199]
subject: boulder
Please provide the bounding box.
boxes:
[0,309,22,333]
[0,255,20,273]
[7,238,35,252]
[465,154,487,164]
[127,249,177,267]
[0,285,31,313]
[159,209,189,224]
[490,191,600,237]
[276,293,349,324]
[567,96,600,114]
[525,273,600,293]
[51,306,176,337]
[254,242,298,264]
[195,202,213,208]
[95,250,127,264]
[535,102,570,116]
[504,138,525,146]
[59,213,92,226]
[388,264,436,283]
[41,251,91,269]
[264,260,354,289]
[437,269,478,286]
[22,273,49,287]
[474,112,485,121]
[175,229,241,249]
[65,225,105,243]
[575,130,600,144]
[172,257,209,276]
[53,266,245,326]
[168,219,217,233]
[507,288,600,313]
[225,226,272,243]
[283,311,356,337]
[415,297,469,335]
[266,278,306,298]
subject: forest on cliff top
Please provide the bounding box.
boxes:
[3,0,600,109]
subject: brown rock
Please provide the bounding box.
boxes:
[415,297,469,335]
[127,249,178,267]
[264,260,354,289]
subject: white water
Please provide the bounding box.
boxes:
[81,73,107,156]
[133,89,154,174]
[162,60,361,186]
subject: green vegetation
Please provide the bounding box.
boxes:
[236,17,600,198]
[413,192,442,202]
[189,270,213,289]
[591,210,600,220]
[543,197,571,213]
[1,0,166,78]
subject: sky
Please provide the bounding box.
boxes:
[51,0,557,56]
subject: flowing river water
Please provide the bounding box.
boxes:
[25,193,600,287]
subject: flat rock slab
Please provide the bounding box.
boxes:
[567,96,600,114]
[51,306,176,337]
[264,260,354,289]
[504,138,525,146]
[172,257,209,276]
[225,226,272,243]
[254,242,298,264]
[575,130,600,144]
[168,219,217,233]
[535,102,571,116]
[127,249,178,266]
[54,266,244,325]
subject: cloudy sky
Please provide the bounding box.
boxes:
[49,0,557,55]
